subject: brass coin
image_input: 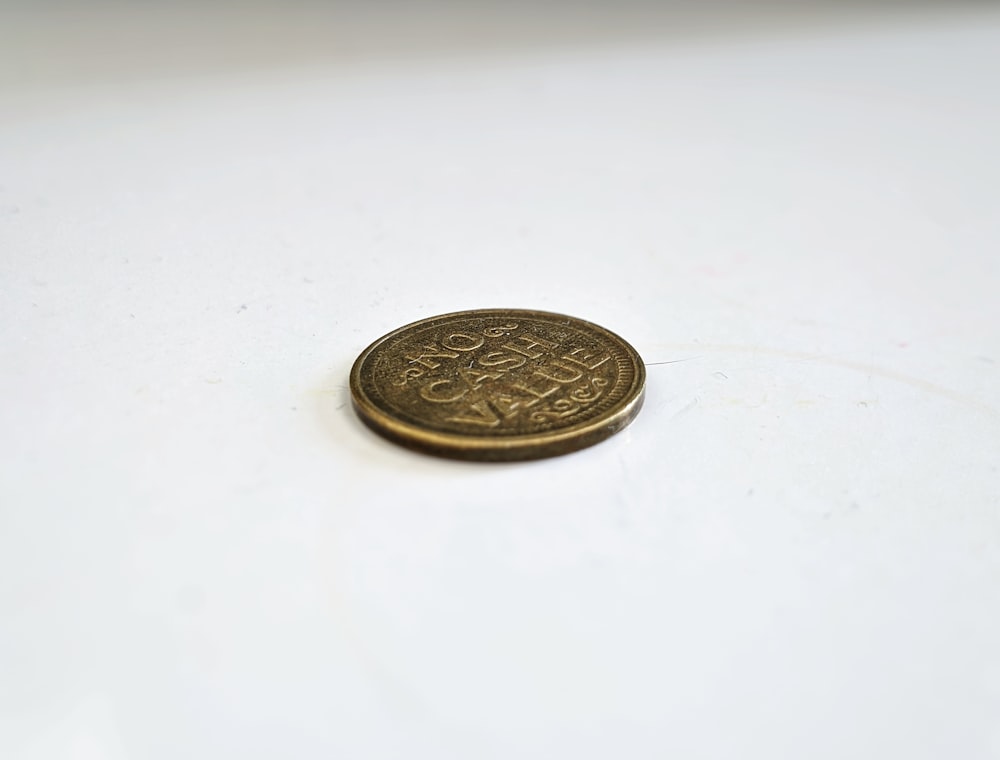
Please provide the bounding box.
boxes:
[350,309,645,461]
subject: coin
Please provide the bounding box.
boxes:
[349,309,645,460]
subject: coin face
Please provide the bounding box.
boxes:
[350,309,645,460]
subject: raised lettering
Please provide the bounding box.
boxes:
[530,377,609,422]
[458,366,504,388]
[441,332,485,352]
[478,351,526,370]
[512,372,560,404]
[561,347,610,371]
[405,343,460,369]
[534,360,583,384]
[394,366,425,386]
[482,323,518,338]
[447,400,500,427]
[419,379,467,404]
[503,334,559,359]
[491,393,525,418]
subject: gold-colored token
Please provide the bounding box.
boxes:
[350,309,645,460]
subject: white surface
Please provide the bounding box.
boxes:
[3,6,1000,759]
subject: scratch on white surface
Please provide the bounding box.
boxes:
[645,356,701,367]
[645,343,1000,418]
[673,396,700,420]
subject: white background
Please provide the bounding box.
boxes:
[2,3,1000,758]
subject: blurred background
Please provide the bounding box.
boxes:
[3,1,995,89]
